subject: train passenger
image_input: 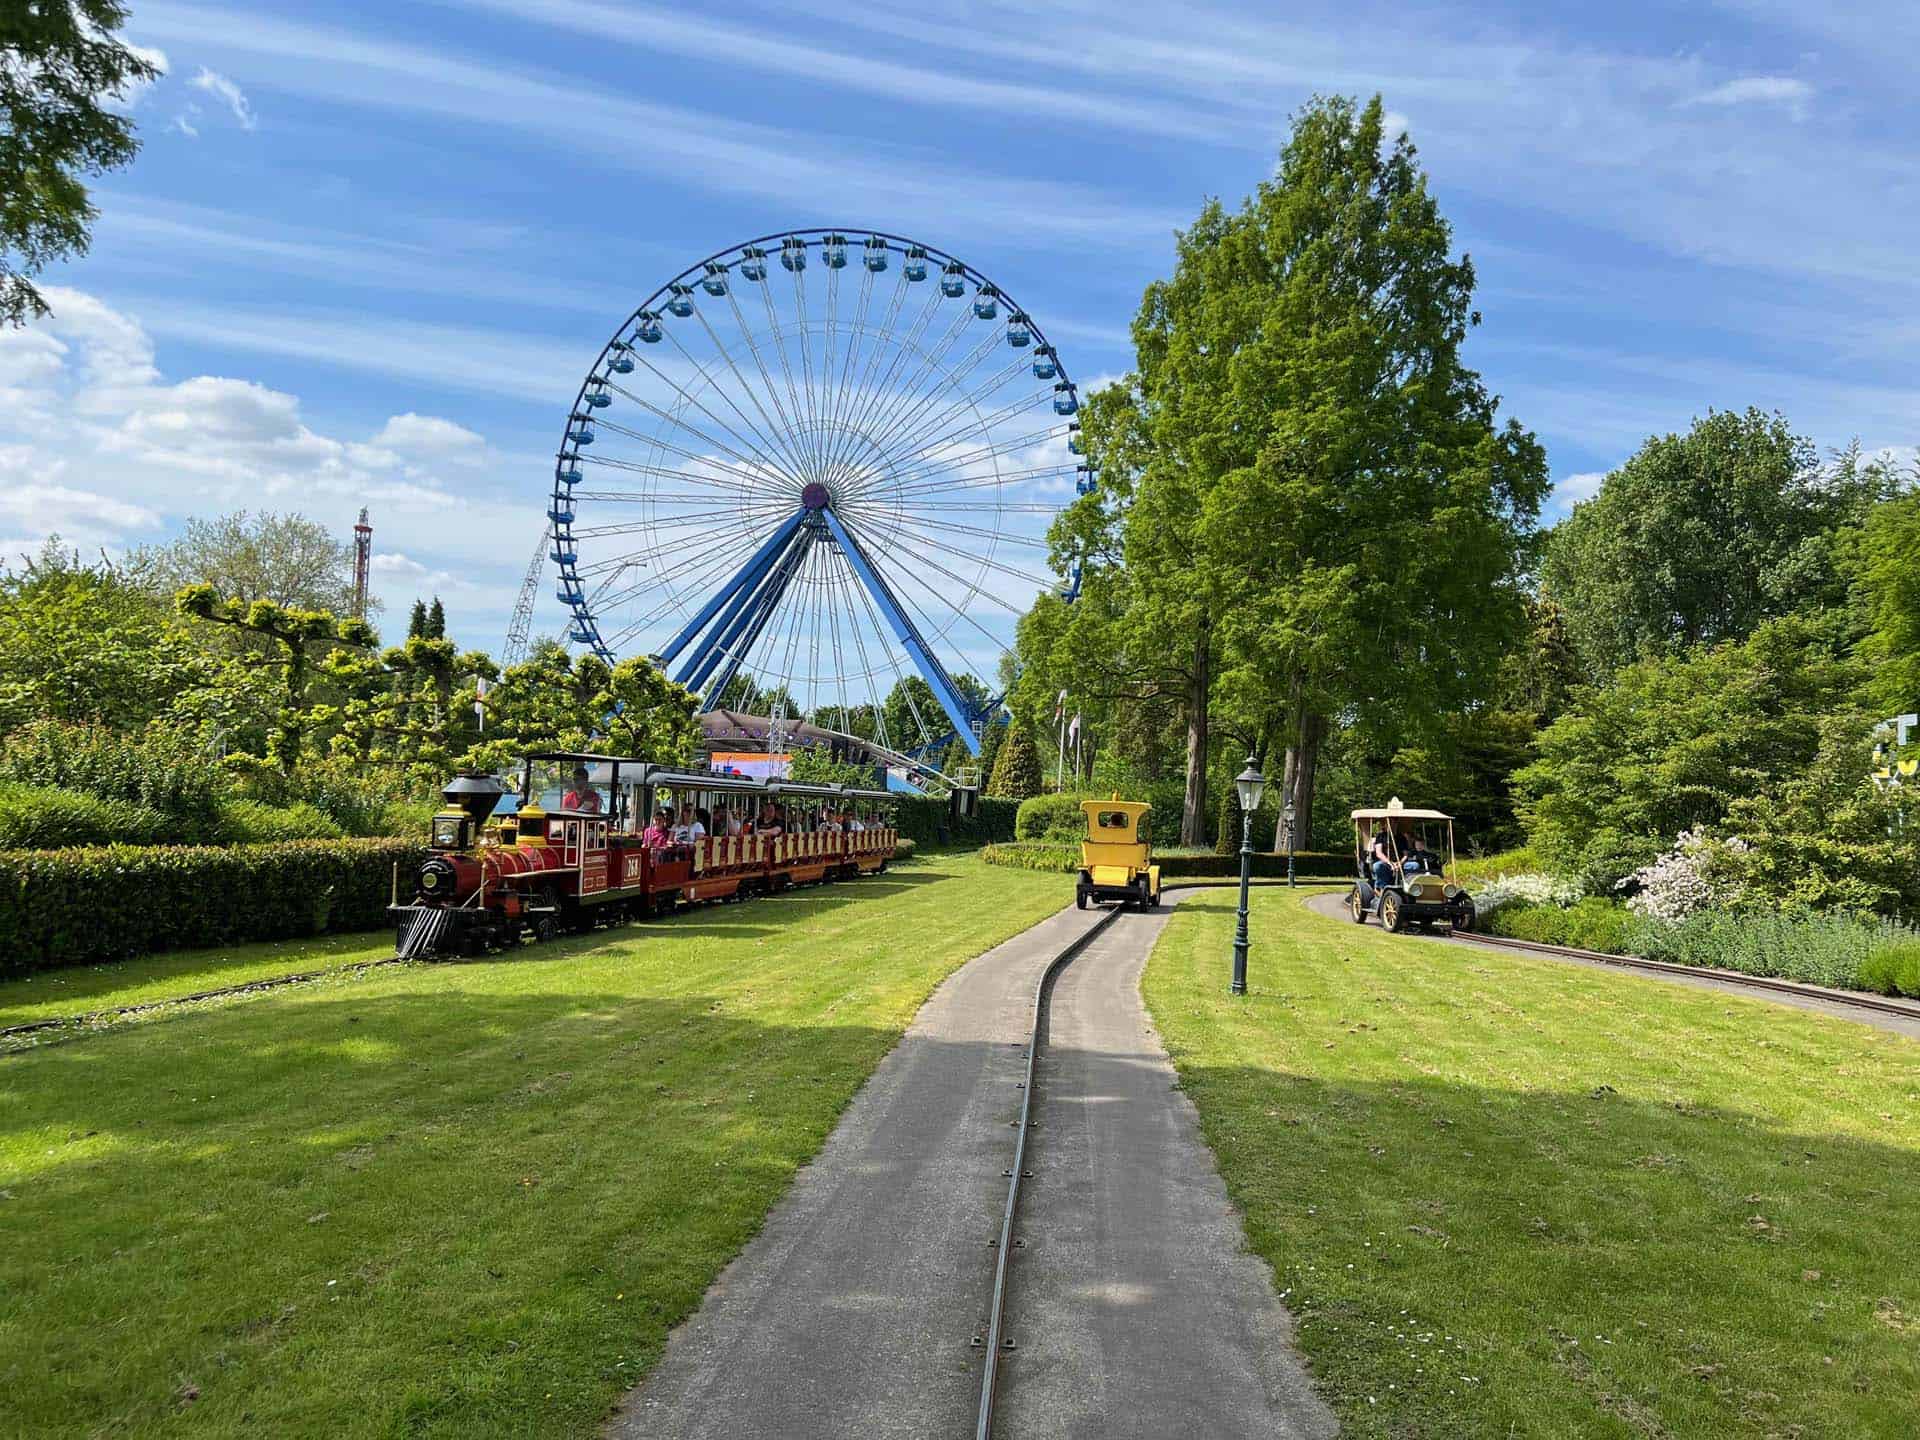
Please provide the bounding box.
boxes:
[563,766,603,814]
[695,805,712,835]
[1367,826,1395,889]
[820,809,842,835]
[846,810,866,833]
[712,805,742,837]
[1404,832,1440,878]
[643,807,674,848]
[758,801,784,837]
[672,802,707,843]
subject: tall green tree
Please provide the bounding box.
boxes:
[1540,412,1885,679]
[1,0,158,326]
[1856,481,1920,714]
[986,722,1043,800]
[1051,95,1547,841]
[407,601,428,639]
[425,597,446,640]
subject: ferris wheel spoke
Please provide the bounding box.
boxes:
[675,308,816,484]
[822,264,912,484]
[882,514,1054,549]
[835,561,939,751]
[720,282,815,482]
[749,268,821,482]
[855,516,1051,610]
[862,531,1016,681]
[817,262,899,487]
[790,267,825,477]
[850,321,1008,477]
[611,357,798,497]
[839,300,978,466]
[828,271,951,469]
[874,368,1043,483]
[574,442,773,497]
[599,379,787,491]
[880,422,1073,491]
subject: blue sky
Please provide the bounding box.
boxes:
[3,0,1914,666]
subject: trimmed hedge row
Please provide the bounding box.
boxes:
[980,841,1352,880]
[1482,897,1635,953]
[0,838,426,975]
[892,794,1019,849]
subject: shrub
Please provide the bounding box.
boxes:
[891,837,916,864]
[979,842,1352,880]
[892,794,1018,849]
[1629,910,1918,992]
[1855,939,1920,998]
[980,841,1080,873]
[0,719,226,840]
[1623,831,1750,923]
[0,782,173,849]
[216,799,346,843]
[1484,898,1632,953]
[1452,847,1546,885]
[0,838,426,974]
[1014,791,1092,842]
[1474,872,1585,917]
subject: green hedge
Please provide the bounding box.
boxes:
[981,841,1352,880]
[1483,897,1635,953]
[1014,792,1091,842]
[892,794,1018,849]
[1858,939,1920,998]
[0,838,426,975]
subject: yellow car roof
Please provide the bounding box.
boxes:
[1081,796,1150,818]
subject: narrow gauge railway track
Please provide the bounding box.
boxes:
[975,903,1122,1439]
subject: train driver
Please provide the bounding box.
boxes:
[563,766,603,814]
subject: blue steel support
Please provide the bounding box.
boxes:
[820,509,981,754]
[675,522,809,690]
[658,509,809,672]
[705,538,810,705]
[687,527,813,694]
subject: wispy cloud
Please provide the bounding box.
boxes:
[134,4,1182,249]
[189,66,257,129]
[1681,75,1812,113]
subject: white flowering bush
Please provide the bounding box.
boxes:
[1622,831,1749,923]
[1474,871,1584,916]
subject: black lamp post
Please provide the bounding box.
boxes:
[1283,800,1297,888]
[1230,754,1266,996]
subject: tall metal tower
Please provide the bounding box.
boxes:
[500,525,547,668]
[351,508,372,620]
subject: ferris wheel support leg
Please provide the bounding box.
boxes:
[820,509,981,755]
[686,529,813,696]
[659,507,811,676]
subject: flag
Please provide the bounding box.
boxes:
[474,676,488,732]
[1067,711,1080,746]
[1054,688,1068,722]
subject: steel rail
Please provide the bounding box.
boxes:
[975,903,1124,1439]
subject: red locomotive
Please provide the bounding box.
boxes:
[391,750,898,957]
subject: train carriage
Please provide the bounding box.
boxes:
[390,751,900,958]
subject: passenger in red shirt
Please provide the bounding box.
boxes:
[562,766,603,814]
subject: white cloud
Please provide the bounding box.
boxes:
[0,479,162,537]
[1551,470,1608,510]
[189,66,256,129]
[373,413,488,461]
[168,108,200,139]
[1682,75,1812,113]
[1381,109,1411,145]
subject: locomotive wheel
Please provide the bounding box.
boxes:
[531,914,557,943]
[1381,892,1406,934]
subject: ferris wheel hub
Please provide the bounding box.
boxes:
[801,481,832,511]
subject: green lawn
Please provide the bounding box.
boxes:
[0,931,396,1029]
[1146,888,1920,1439]
[0,852,1067,1437]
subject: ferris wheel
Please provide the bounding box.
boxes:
[547,229,1092,757]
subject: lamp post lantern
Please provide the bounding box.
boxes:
[1231,755,1266,995]
[1283,800,1297,888]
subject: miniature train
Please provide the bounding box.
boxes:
[391,750,898,957]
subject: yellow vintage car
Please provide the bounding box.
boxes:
[1076,795,1161,911]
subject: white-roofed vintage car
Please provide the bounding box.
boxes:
[1345,797,1476,933]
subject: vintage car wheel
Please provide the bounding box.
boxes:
[1453,900,1476,933]
[1381,892,1407,933]
[1346,887,1368,923]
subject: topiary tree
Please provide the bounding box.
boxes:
[987,723,1043,799]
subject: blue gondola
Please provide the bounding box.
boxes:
[972,286,999,320]
[636,311,663,344]
[666,284,695,318]
[547,503,576,525]
[1053,383,1079,416]
[1067,422,1084,454]
[556,465,582,486]
[701,264,729,297]
[550,545,578,566]
[569,623,596,645]
[1075,464,1097,495]
[821,233,848,268]
[567,418,595,446]
[607,342,635,374]
[781,237,807,272]
[940,261,966,298]
[1006,312,1031,347]
[557,582,585,606]
[740,246,768,281]
[1031,346,1058,380]
[903,246,929,282]
[583,384,610,409]
[863,235,889,272]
